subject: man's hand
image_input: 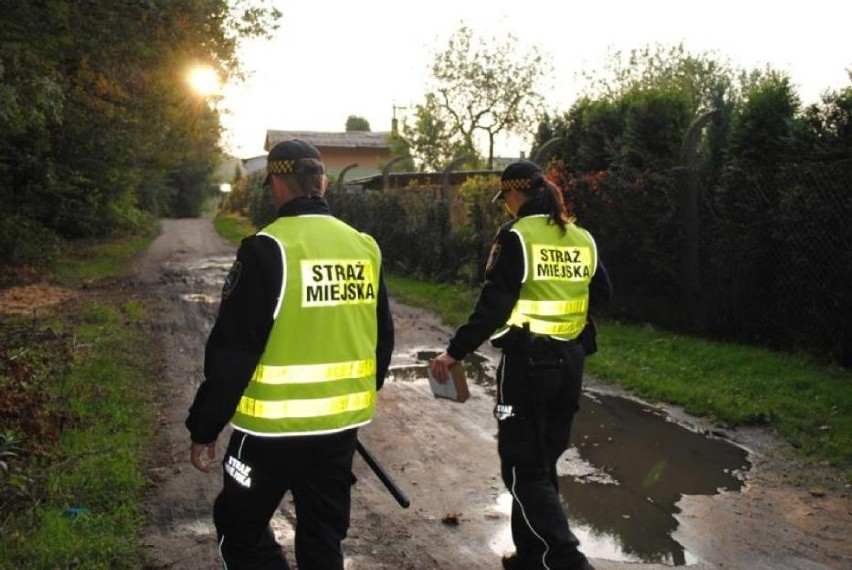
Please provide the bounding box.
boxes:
[190,441,217,472]
[429,352,458,384]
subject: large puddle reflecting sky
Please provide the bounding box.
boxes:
[391,350,750,565]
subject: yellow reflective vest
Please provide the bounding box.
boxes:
[491,214,598,342]
[231,215,381,436]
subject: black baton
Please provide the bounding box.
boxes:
[355,440,410,509]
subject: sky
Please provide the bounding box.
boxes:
[216,0,851,160]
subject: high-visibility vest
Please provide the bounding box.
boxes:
[491,214,598,342]
[231,215,381,437]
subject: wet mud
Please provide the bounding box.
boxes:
[129,218,850,570]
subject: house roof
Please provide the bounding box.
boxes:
[265,130,391,151]
[346,169,502,190]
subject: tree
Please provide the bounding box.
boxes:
[401,94,476,171]
[0,0,281,261]
[729,70,800,166]
[345,115,371,131]
[424,25,549,169]
[797,79,852,159]
[384,131,416,172]
[536,44,742,173]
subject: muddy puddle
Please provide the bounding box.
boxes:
[162,256,234,288]
[389,351,751,566]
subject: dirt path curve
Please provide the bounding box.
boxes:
[136,218,850,570]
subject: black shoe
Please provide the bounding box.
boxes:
[502,553,595,570]
[501,553,527,570]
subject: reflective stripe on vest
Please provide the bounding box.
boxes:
[252,358,376,385]
[513,299,588,316]
[237,390,375,419]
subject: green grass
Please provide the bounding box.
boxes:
[214,211,256,245]
[2,227,161,568]
[385,274,852,472]
[49,233,156,285]
[587,322,851,468]
[385,274,480,327]
[0,302,157,569]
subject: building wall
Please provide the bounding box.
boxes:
[319,146,392,177]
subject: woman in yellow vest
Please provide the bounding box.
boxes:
[187,139,395,570]
[430,160,611,570]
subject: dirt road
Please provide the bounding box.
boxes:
[131,218,850,570]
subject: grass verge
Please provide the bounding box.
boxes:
[385,274,852,473]
[1,234,160,568]
[213,211,256,246]
[49,232,156,286]
[386,274,480,326]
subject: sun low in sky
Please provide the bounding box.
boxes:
[218,0,851,160]
[187,65,221,98]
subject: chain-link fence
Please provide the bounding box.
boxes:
[698,160,852,364]
[566,159,852,365]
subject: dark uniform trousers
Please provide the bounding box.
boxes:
[496,337,590,570]
[214,428,358,570]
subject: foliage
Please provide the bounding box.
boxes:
[384,131,416,172]
[799,80,852,158]
[224,41,851,365]
[327,179,507,287]
[49,231,158,287]
[0,1,281,271]
[534,46,852,364]
[0,210,62,280]
[534,44,740,173]
[728,70,800,166]
[0,430,32,514]
[0,213,171,564]
[455,175,505,282]
[0,322,75,462]
[411,24,549,169]
[385,274,480,328]
[401,93,479,171]
[214,211,257,246]
[580,44,737,109]
[0,301,159,568]
[221,170,276,228]
[345,115,371,131]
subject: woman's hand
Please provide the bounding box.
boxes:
[429,352,458,384]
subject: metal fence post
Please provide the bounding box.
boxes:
[382,156,407,191]
[335,163,358,193]
[678,109,722,331]
[533,137,564,166]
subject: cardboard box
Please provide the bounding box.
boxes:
[428,362,470,403]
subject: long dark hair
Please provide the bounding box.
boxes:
[523,172,574,232]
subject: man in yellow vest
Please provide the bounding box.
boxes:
[430,160,611,570]
[186,139,394,570]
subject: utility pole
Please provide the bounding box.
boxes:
[391,104,407,135]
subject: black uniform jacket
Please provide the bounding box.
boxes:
[186,196,395,444]
[446,198,612,361]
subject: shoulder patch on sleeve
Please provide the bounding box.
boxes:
[222,260,242,300]
[485,242,502,275]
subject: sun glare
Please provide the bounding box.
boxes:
[187,65,220,96]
